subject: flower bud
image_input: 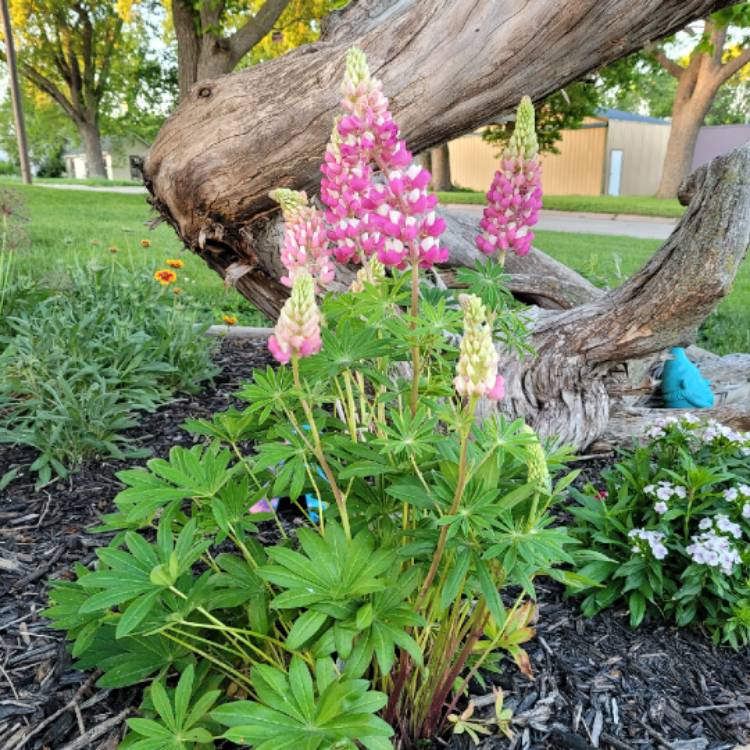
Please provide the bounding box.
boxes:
[268,272,323,364]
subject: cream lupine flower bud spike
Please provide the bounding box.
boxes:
[506,95,539,161]
[350,256,385,293]
[269,187,307,218]
[520,424,551,491]
[268,272,323,364]
[342,47,370,94]
[454,294,505,400]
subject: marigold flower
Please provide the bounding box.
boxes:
[154,269,177,285]
[268,272,322,364]
[222,314,238,326]
[166,258,184,269]
[269,188,335,290]
[140,239,152,248]
[476,96,542,260]
[454,294,504,400]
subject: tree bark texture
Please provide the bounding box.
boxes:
[77,119,107,179]
[144,0,748,449]
[430,143,452,192]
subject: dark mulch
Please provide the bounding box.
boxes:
[1,340,748,750]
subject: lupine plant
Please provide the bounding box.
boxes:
[47,50,580,748]
[570,413,750,647]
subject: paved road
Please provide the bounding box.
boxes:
[35,184,677,240]
[37,182,147,195]
[449,204,676,240]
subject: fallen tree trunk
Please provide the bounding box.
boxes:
[144,0,733,319]
[143,0,749,449]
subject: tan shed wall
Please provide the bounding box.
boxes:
[447,125,607,196]
[605,119,670,196]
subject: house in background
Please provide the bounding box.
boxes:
[63,135,148,181]
[447,109,749,196]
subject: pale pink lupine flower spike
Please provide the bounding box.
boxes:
[320,47,447,271]
[454,294,505,401]
[477,96,542,260]
[269,188,335,291]
[268,272,323,365]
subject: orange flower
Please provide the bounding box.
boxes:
[154,269,177,285]
[222,314,238,326]
[108,246,119,254]
[140,239,152,248]
[166,258,184,269]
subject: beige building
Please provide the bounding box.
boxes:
[448,109,672,196]
[64,135,149,181]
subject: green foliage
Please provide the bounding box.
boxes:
[483,81,600,154]
[46,261,578,748]
[0,265,217,485]
[569,414,750,648]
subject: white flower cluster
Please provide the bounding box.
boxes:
[644,415,750,456]
[645,413,699,440]
[628,528,668,560]
[699,420,750,454]
[644,480,686,514]
[723,484,750,520]
[686,516,742,575]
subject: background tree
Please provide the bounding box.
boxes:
[169,0,347,99]
[482,80,600,155]
[646,5,750,198]
[0,0,159,178]
[0,84,75,172]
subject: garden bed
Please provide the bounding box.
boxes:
[0,340,748,750]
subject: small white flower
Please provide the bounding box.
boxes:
[654,501,668,515]
[699,517,713,530]
[743,503,750,519]
[725,488,739,502]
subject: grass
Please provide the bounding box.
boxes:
[439,191,685,219]
[1,179,269,326]
[2,179,746,354]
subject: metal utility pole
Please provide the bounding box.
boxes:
[0,0,32,184]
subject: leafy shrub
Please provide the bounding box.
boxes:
[569,413,750,647]
[0,265,218,484]
[46,51,581,748]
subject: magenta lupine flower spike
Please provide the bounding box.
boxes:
[320,47,447,271]
[476,96,542,260]
[269,188,335,290]
[268,272,323,364]
[454,294,504,400]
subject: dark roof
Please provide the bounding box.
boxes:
[595,108,669,125]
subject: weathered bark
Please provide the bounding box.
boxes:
[144,0,734,316]
[76,119,107,179]
[144,0,749,449]
[430,144,452,192]
[654,19,750,199]
[484,144,750,448]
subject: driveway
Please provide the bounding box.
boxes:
[449,204,676,240]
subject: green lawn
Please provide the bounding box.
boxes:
[439,191,685,219]
[5,175,143,188]
[2,180,269,326]
[2,180,746,354]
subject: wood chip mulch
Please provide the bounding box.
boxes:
[1,340,748,750]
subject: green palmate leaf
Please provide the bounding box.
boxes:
[212,656,393,750]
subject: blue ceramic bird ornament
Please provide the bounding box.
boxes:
[661,347,714,409]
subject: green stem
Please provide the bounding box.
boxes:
[409,259,420,416]
[416,397,477,606]
[291,356,351,539]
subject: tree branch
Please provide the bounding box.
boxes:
[227,0,292,65]
[719,44,750,81]
[650,48,685,78]
[19,63,77,119]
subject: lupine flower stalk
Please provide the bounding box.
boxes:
[350,255,386,293]
[268,272,323,365]
[269,188,335,290]
[454,294,504,400]
[320,48,447,271]
[476,96,542,261]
